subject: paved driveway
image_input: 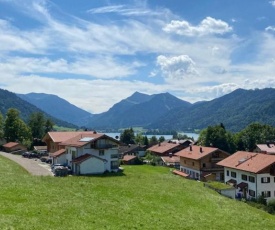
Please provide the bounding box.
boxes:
[0,151,53,176]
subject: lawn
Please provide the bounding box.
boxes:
[1,156,275,230]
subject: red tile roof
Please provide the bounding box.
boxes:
[72,154,107,164]
[50,149,66,158]
[172,170,189,178]
[44,131,97,143]
[3,142,20,148]
[161,156,180,164]
[122,155,137,162]
[175,145,219,160]
[147,142,180,154]
[217,151,275,173]
[59,133,105,147]
[256,144,275,154]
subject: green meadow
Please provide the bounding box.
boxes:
[1,156,275,230]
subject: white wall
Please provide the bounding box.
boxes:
[78,157,105,174]
[223,167,275,201]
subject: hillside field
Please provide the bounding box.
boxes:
[0,156,275,230]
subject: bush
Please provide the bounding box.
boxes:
[267,199,275,214]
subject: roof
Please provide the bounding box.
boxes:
[147,142,181,154]
[60,133,105,147]
[161,156,180,164]
[217,151,275,173]
[256,144,275,154]
[122,155,137,162]
[50,149,66,158]
[3,142,21,148]
[33,146,47,151]
[42,131,97,143]
[118,144,146,154]
[237,182,248,189]
[175,145,219,160]
[172,169,189,178]
[72,153,107,164]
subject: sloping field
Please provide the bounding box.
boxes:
[0,156,275,230]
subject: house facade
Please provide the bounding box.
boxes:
[217,151,275,202]
[59,133,120,175]
[175,145,230,181]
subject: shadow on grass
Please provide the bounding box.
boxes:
[75,171,126,178]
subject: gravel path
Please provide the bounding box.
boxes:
[0,151,53,176]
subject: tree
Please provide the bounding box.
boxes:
[120,128,135,145]
[45,119,54,133]
[28,112,46,139]
[198,125,236,153]
[0,112,4,138]
[158,136,165,143]
[149,136,158,146]
[144,136,149,146]
[235,123,275,151]
[4,108,32,145]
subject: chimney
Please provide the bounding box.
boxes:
[189,144,192,151]
[200,147,202,153]
[158,142,161,146]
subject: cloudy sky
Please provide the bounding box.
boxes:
[1,0,275,114]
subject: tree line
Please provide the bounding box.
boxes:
[0,108,54,148]
[198,122,275,154]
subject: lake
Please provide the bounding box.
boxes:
[105,132,199,141]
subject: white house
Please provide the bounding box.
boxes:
[58,133,120,175]
[217,151,275,202]
[50,149,66,165]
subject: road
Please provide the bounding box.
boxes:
[0,151,53,176]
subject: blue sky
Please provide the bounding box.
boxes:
[1,0,275,114]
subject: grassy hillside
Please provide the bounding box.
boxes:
[0,157,275,230]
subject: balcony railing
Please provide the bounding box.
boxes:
[91,144,118,149]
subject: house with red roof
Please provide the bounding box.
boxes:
[42,131,96,153]
[254,143,275,155]
[175,145,230,181]
[217,151,275,202]
[147,141,188,156]
[2,142,27,153]
[59,133,120,175]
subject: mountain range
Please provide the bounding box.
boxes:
[0,89,76,128]
[17,93,92,127]
[2,88,275,132]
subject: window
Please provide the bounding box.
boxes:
[241,174,247,181]
[111,161,119,170]
[261,177,270,183]
[231,172,236,178]
[192,162,195,166]
[72,150,76,159]
[249,176,255,183]
[262,191,271,198]
[111,154,118,159]
[202,163,206,168]
[99,150,104,156]
[226,170,229,176]
[249,190,256,197]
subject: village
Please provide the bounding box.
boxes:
[2,130,275,205]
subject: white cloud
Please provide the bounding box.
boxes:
[265,26,275,32]
[163,17,232,36]
[87,4,170,17]
[157,55,199,81]
[269,1,275,7]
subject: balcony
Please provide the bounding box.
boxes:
[91,144,118,149]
